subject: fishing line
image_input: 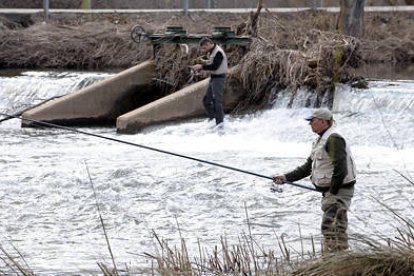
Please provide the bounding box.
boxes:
[0,113,317,192]
[84,161,119,275]
[367,88,413,181]
[369,91,400,150]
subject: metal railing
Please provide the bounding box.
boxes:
[28,0,414,22]
[40,0,330,21]
[2,0,409,10]
[37,0,338,11]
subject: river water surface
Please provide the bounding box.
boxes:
[0,70,413,274]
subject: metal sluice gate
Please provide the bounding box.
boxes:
[130,25,252,56]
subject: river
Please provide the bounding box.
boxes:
[0,70,413,274]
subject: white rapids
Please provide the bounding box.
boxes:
[0,71,413,274]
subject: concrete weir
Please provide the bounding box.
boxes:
[117,68,243,134]
[22,60,156,127]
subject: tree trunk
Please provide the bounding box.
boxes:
[337,0,366,37]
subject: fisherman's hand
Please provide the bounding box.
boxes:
[192,64,203,72]
[273,175,286,185]
[196,56,208,64]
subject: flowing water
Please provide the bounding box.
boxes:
[0,70,413,274]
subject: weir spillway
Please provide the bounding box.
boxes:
[20,60,244,133]
[21,60,156,128]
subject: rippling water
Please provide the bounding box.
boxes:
[0,71,413,274]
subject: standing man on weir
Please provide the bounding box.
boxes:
[273,108,356,252]
[192,37,228,127]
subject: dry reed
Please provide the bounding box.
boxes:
[1,11,412,70]
[229,32,359,111]
[143,205,318,275]
[0,21,152,69]
[143,173,414,276]
[0,243,34,275]
[292,220,414,276]
[143,210,414,276]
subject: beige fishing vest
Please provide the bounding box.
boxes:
[206,45,228,75]
[311,127,356,188]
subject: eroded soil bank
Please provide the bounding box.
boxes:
[0,11,412,69]
[0,11,412,110]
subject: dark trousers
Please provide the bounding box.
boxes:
[203,76,225,125]
[321,187,354,252]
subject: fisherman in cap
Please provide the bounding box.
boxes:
[192,37,228,126]
[273,108,356,252]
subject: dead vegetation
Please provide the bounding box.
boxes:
[152,36,249,96]
[0,11,412,69]
[143,201,414,276]
[292,203,414,276]
[143,232,414,276]
[0,244,34,275]
[153,44,198,96]
[0,10,412,109]
[234,31,361,110]
[150,2,361,107]
[293,242,414,276]
[2,208,414,275]
[140,173,414,276]
[0,21,152,69]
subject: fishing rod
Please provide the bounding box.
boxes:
[0,113,318,192]
[0,113,19,123]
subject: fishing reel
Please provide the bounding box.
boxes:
[270,184,283,193]
[185,55,209,84]
[195,55,209,64]
[186,66,203,85]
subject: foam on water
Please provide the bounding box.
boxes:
[0,72,413,273]
[0,71,110,114]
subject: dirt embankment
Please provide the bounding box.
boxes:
[0,12,412,69]
[0,11,412,109]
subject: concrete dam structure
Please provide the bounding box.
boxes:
[21,26,249,132]
[117,67,242,134]
[21,60,243,133]
[22,60,156,127]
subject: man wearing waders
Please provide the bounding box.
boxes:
[273,108,356,252]
[192,37,228,127]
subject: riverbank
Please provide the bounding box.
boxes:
[0,10,413,70]
[1,10,412,112]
